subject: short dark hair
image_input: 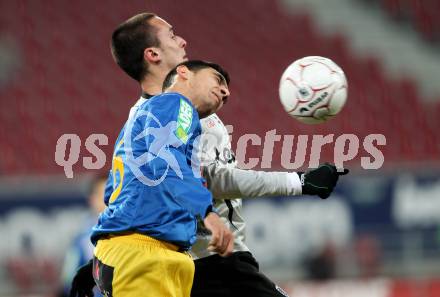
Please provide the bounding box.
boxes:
[162,60,230,91]
[111,13,159,81]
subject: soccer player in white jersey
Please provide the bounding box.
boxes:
[70,12,348,297]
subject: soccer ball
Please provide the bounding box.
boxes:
[279,56,347,124]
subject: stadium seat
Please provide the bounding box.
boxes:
[0,0,438,174]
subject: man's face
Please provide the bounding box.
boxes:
[190,67,230,118]
[150,16,188,69]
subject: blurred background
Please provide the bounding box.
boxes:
[1,0,440,296]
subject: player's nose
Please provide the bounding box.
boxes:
[220,86,230,98]
[178,36,187,48]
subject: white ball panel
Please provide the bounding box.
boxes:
[328,87,347,115]
[279,79,299,112]
[279,56,348,125]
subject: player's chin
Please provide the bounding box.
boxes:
[211,101,223,113]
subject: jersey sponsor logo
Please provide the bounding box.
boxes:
[176,98,193,143]
[206,118,216,128]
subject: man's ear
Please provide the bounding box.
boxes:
[144,47,160,63]
[176,65,190,80]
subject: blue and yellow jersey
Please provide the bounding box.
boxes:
[91,92,213,250]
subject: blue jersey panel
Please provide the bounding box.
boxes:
[92,93,213,249]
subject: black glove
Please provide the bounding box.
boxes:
[70,259,96,297]
[299,163,349,199]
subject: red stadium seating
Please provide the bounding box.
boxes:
[0,0,439,174]
[380,0,440,41]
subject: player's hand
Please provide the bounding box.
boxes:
[299,163,349,199]
[69,259,96,297]
[203,212,234,257]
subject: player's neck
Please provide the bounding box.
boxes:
[165,85,191,101]
[140,73,166,96]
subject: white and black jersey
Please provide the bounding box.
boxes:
[190,113,302,260]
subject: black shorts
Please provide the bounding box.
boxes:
[191,251,289,297]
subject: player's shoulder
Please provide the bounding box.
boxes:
[138,92,195,119]
[148,92,193,109]
[200,113,226,129]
